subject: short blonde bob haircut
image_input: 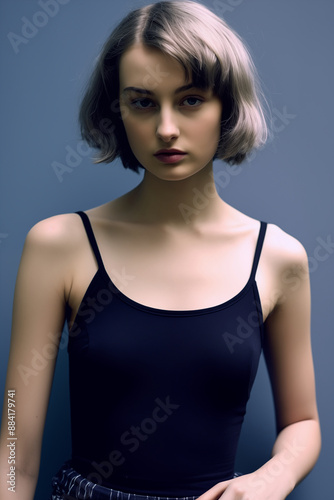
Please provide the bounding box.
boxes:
[79,0,268,172]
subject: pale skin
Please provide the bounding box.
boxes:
[0,44,320,500]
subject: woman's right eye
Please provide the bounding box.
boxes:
[131,98,155,109]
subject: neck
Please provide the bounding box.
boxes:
[125,162,227,227]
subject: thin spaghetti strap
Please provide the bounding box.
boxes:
[250,221,267,280]
[75,211,105,270]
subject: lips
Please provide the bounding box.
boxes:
[154,149,187,164]
[154,149,186,155]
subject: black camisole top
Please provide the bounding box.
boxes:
[67,211,267,496]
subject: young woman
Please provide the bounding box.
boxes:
[0,1,321,499]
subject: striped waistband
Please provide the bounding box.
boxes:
[51,462,198,500]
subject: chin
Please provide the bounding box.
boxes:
[150,170,200,182]
[144,162,212,182]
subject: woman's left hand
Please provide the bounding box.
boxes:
[196,472,288,500]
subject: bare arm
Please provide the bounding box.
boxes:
[197,225,321,500]
[0,216,75,500]
[257,235,321,494]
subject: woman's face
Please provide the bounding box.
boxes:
[118,44,223,181]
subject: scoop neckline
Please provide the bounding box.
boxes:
[99,266,256,317]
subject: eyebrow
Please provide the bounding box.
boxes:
[121,83,196,95]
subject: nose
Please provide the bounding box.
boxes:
[156,107,180,142]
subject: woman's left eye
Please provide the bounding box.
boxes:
[182,96,203,107]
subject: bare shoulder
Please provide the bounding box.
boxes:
[19,213,89,300]
[228,206,308,269]
[264,223,308,268]
[25,212,85,252]
[262,223,309,299]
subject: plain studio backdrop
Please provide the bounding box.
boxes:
[0,1,333,498]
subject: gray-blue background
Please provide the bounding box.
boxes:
[0,0,333,498]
